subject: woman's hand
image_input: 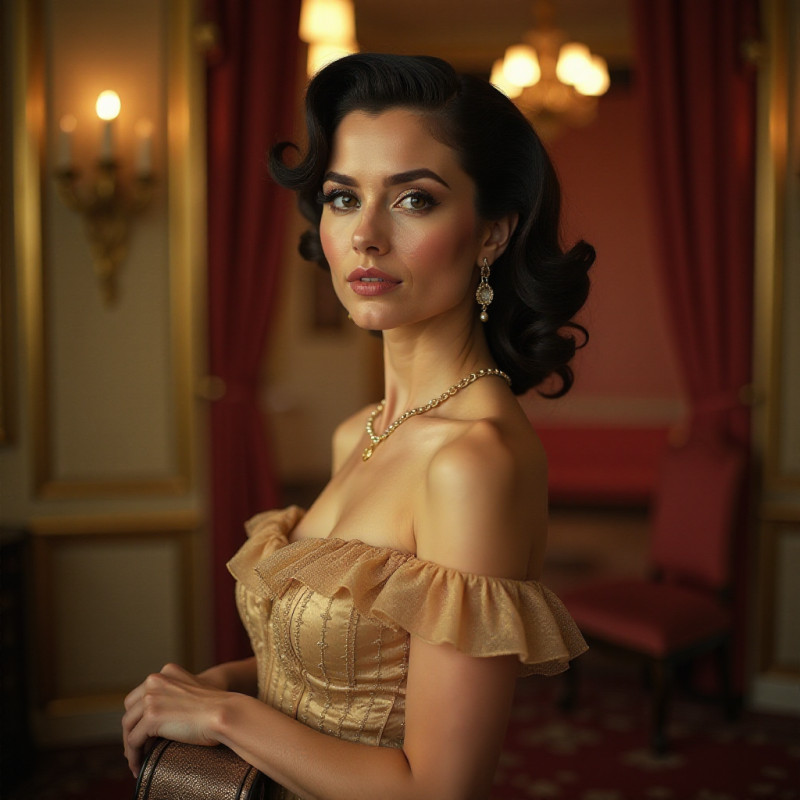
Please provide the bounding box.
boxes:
[122,663,230,778]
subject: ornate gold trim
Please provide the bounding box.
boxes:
[16,0,203,499]
[0,4,14,446]
[754,0,799,492]
[31,512,201,713]
[757,520,800,677]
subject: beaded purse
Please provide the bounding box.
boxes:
[133,738,271,800]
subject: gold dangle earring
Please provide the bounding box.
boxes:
[475,257,494,323]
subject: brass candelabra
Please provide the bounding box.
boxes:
[55,160,154,306]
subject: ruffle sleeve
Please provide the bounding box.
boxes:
[255,536,587,676]
[227,506,305,594]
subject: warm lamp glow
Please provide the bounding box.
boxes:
[60,114,77,134]
[555,43,592,86]
[574,54,610,96]
[502,44,541,88]
[490,59,523,98]
[307,40,357,76]
[496,0,610,135]
[299,0,355,44]
[135,118,154,139]
[96,90,121,121]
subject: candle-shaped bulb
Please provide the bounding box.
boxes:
[96,90,121,121]
[96,90,120,162]
[135,119,154,176]
[58,114,77,170]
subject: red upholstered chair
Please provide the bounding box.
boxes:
[559,437,747,754]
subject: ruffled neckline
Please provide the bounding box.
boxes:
[228,506,587,676]
[231,505,539,583]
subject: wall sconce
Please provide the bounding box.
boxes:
[55,90,154,306]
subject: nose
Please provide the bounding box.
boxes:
[352,207,389,255]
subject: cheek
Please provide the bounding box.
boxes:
[319,220,346,266]
[403,218,480,269]
[319,226,334,262]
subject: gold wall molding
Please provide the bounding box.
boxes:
[32,511,202,715]
[14,0,205,500]
[29,509,201,535]
[757,520,800,677]
[752,0,800,689]
[754,0,800,493]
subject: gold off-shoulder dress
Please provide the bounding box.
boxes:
[227,506,587,800]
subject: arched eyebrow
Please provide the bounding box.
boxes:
[323,168,451,189]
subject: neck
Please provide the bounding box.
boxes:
[377,312,497,422]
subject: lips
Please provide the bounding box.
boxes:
[346,267,400,284]
[346,266,402,297]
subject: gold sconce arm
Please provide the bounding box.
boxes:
[55,159,154,306]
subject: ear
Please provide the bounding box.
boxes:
[478,213,518,265]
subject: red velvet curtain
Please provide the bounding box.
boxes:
[633,0,759,686]
[205,0,302,663]
[633,0,758,446]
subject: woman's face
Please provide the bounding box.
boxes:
[319,108,492,332]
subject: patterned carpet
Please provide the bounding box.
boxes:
[493,659,800,800]
[4,660,798,800]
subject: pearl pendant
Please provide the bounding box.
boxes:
[480,310,488,322]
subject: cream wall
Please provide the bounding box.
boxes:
[0,0,207,744]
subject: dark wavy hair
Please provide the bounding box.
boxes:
[270,53,593,396]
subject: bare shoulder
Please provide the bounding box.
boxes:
[417,415,548,579]
[332,403,374,474]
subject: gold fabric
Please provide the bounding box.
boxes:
[228,506,587,800]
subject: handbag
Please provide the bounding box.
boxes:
[133,738,271,800]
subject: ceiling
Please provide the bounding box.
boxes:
[353,0,633,75]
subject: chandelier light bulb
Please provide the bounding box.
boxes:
[96,90,121,121]
[574,54,610,96]
[556,43,592,86]
[490,59,524,98]
[502,44,541,88]
[299,0,356,44]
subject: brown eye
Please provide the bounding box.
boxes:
[333,192,358,209]
[396,190,438,212]
[319,189,360,211]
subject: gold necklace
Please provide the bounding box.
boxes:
[362,368,511,462]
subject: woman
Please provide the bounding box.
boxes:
[123,53,592,799]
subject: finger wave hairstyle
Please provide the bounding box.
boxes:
[270,53,594,397]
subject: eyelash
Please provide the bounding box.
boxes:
[316,188,355,209]
[317,188,439,214]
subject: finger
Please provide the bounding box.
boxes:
[160,662,194,681]
[125,715,157,777]
[124,681,145,711]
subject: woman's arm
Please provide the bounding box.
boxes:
[123,646,517,800]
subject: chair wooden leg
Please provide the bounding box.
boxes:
[650,658,673,756]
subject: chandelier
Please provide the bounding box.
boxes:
[490,0,610,137]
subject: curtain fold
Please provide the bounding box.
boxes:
[205,0,302,663]
[633,0,758,447]
[633,0,759,688]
